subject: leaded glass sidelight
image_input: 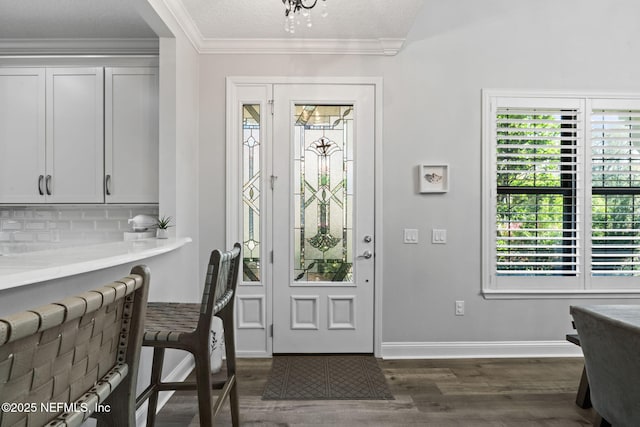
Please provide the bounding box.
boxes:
[293,105,354,282]
[243,104,261,281]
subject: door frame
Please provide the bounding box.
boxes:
[226,76,384,357]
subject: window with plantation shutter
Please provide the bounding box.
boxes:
[483,92,640,295]
[495,107,580,276]
[591,103,640,277]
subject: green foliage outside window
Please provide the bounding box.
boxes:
[495,112,576,274]
[495,109,640,276]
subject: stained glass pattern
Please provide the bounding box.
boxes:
[243,105,261,281]
[293,105,354,282]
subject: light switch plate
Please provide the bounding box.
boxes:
[404,228,419,244]
[432,229,447,244]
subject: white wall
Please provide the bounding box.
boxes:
[197,0,640,355]
[135,0,203,408]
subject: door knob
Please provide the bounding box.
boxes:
[363,235,372,243]
[358,250,373,259]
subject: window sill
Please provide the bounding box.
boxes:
[482,289,640,300]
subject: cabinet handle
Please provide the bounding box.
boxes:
[38,175,44,196]
[45,175,52,196]
[105,174,111,196]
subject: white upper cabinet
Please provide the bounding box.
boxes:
[0,68,103,203]
[0,65,158,205]
[0,69,46,203]
[45,68,104,203]
[105,67,159,203]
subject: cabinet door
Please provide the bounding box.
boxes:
[45,68,104,203]
[0,69,46,203]
[105,67,159,203]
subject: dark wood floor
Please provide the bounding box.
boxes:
[155,357,595,426]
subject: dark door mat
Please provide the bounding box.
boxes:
[262,355,394,400]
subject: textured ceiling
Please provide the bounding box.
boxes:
[0,0,424,42]
[0,0,156,39]
[181,0,425,40]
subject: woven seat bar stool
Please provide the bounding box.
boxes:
[0,265,150,427]
[137,243,241,427]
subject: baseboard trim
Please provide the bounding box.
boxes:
[237,350,270,358]
[381,340,583,359]
[135,355,195,425]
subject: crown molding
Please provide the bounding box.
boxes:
[161,0,404,55]
[159,0,203,52]
[0,38,159,56]
[197,37,404,55]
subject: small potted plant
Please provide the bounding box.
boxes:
[156,215,173,239]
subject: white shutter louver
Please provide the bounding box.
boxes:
[495,107,581,276]
[591,109,640,276]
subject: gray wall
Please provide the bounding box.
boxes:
[198,0,640,349]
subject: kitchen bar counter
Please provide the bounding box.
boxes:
[0,237,191,290]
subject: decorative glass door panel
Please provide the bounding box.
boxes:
[243,104,261,282]
[293,105,354,283]
[272,84,375,354]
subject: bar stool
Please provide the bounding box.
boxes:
[136,243,241,426]
[0,266,150,427]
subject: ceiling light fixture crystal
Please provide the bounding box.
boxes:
[283,0,328,33]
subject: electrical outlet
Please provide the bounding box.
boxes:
[455,300,465,316]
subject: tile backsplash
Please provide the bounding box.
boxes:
[0,206,159,254]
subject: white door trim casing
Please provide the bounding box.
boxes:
[226,76,384,357]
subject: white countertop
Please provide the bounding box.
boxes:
[0,237,192,290]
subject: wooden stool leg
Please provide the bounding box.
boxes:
[593,413,611,427]
[146,347,165,427]
[96,384,135,427]
[220,310,239,427]
[194,349,214,427]
[576,365,592,409]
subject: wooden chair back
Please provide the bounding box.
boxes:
[199,242,241,332]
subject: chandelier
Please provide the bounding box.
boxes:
[283,0,328,33]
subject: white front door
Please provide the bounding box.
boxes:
[272,84,375,353]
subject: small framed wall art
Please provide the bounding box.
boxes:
[419,164,449,193]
